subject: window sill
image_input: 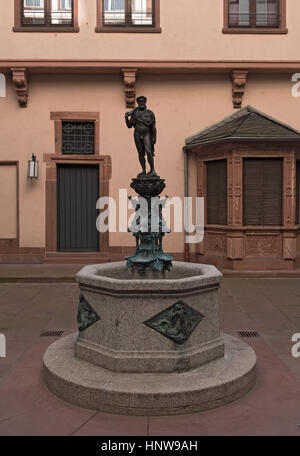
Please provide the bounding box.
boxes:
[13,26,80,33]
[222,27,288,34]
[95,26,161,33]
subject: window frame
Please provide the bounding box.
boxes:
[50,112,100,156]
[223,0,287,34]
[13,0,79,32]
[96,0,161,33]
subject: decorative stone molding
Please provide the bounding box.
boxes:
[206,233,227,254]
[196,158,205,197]
[226,232,244,260]
[196,157,205,255]
[231,70,248,109]
[282,232,296,260]
[11,68,28,107]
[122,69,137,109]
[245,235,281,257]
[77,294,100,332]
[283,155,296,225]
[228,155,243,225]
[144,301,204,345]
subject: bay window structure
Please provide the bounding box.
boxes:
[184,106,300,271]
[96,0,161,32]
[223,0,287,33]
[14,0,79,31]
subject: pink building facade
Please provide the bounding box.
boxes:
[1,0,300,270]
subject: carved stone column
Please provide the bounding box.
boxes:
[283,155,296,226]
[196,156,205,255]
[122,69,137,109]
[283,154,296,259]
[11,68,29,107]
[227,154,244,259]
[231,70,248,109]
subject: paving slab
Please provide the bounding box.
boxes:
[0,279,299,435]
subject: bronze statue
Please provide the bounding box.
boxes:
[125,96,157,176]
[125,95,173,272]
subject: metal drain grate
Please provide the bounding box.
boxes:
[237,331,260,338]
[40,330,64,337]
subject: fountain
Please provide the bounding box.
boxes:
[43,97,256,415]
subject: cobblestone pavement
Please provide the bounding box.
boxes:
[0,278,300,436]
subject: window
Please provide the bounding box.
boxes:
[14,0,79,31]
[243,158,282,226]
[206,160,227,225]
[96,0,161,32]
[62,121,95,155]
[223,0,287,33]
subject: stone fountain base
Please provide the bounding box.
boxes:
[43,332,255,416]
[42,261,256,416]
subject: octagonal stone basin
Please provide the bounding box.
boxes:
[75,261,224,373]
[43,260,256,416]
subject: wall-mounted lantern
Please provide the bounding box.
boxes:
[0,73,6,98]
[28,154,39,180]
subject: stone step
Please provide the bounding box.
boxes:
[45,252,108,258]
[44,258,108,265]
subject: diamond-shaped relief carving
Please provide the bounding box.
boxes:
[144,301,204,345]
[77,294,100,332]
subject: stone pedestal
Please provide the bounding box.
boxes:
[43,261,256,415]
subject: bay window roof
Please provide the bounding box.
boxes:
[185,106,300,147]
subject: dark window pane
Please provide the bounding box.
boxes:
[256,0,279,27]
[131,0,153,25]
[206,160,227,225]
[25,0,43,6]
[51,0,73,25]
[104,0,125,25]
[229,0,250,27]
[62,122,95,155]
[243,158,282,226]
[23,0,45,25]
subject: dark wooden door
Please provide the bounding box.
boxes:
[57,164,99,252]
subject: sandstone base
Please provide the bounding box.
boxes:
[43,332,256,416]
